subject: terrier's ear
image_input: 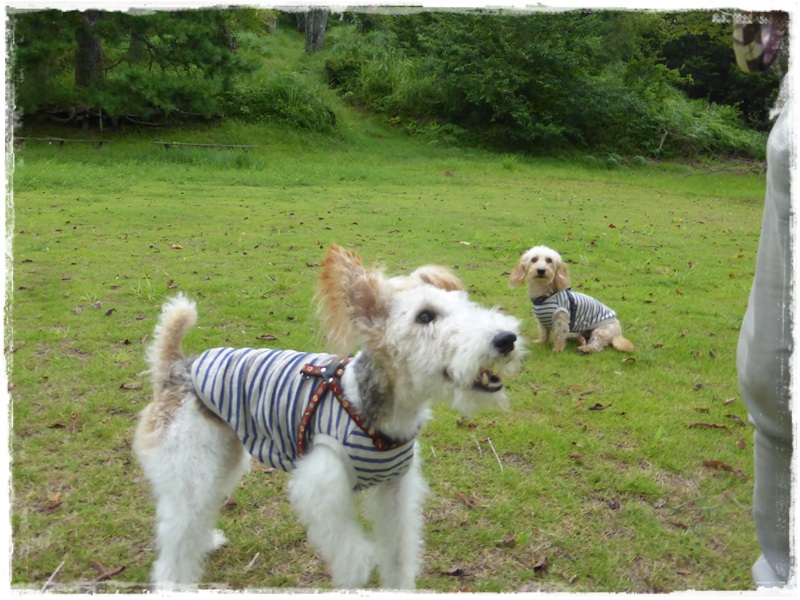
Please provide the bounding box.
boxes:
[410,265,464,291]
[553,259,570,290]
[317,244,387,354]
[509,256,528,288]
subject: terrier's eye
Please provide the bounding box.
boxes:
[416,310,436,324]
[530,257,538,263]
[545,258,553,263]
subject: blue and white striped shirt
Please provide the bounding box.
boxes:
[190,348,416,490]
[532,289,616,332]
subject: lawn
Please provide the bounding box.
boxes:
[7,119,766,592]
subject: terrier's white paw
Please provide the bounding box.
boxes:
[331,538,375,589]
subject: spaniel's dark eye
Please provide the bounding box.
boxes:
[416,310,436,324]
[545,257,553,263]
[530,256,538,263]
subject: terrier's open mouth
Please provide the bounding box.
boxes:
[473,368,503,393]
[444,367,504,393]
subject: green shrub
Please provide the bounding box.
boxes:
[321,12,769,159]
[222,71,336,132]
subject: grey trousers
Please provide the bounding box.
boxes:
[737,98,794,587]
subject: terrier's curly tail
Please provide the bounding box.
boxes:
[146,294,197,391]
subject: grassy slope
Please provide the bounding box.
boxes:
[8,29,767,593]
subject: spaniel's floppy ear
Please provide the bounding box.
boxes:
[317,244,388,355]
[509,255,529,288]
[553,258,571,290]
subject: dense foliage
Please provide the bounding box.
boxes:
[323,11,772,158]
[10,8,782,158]
[11,9,262,126]
[658,11,783,132]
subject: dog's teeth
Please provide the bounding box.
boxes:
[474,369,503,392]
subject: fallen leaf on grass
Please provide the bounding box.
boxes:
[256,334,278,341]
[104,308,116,316]
[703,460,745,478]
[455,492,476,509]
[440,567,468,577]
[92,561,126,582]
[736,438,747,450]
[119,382,142,391]
[170,244,183,250]
[497,535,517,548]
[533,555,548,572]
[725,414,746,427]
[305,262,319,268]
[48,413,78,430]
[588,403,611,411]
[38,501,62,514]
[689,422,728,430]
[723,397,737,405]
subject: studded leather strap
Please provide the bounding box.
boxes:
[298,358,408,455]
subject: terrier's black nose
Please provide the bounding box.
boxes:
[536,268,547,277]
[493,331,517,355]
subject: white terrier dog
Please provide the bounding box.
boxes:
[509,245,633,354]
[134,244,524,591]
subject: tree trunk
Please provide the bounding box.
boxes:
[304,9,328,53]
[75,10,104,88]
[127,31,146,64]
[216,13,237,53]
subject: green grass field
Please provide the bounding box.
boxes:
[7,115,767,592]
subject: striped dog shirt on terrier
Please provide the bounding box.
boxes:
[191,347,415,490]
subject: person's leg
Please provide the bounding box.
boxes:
[737,103,794,587]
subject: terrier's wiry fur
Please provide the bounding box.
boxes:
[134,244,524,591]
[509,245,633,354]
